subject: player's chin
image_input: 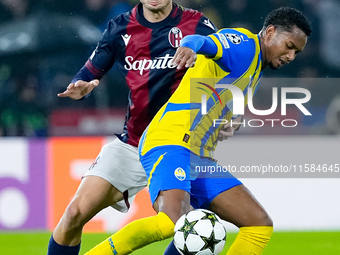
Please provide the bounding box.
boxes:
[145,1,165,11]
[269,62,280,70]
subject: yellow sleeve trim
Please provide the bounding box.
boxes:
[208,34,223,60]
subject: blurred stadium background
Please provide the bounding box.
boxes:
[0,0,340,254]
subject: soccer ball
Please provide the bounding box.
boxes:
[174,209,226,255]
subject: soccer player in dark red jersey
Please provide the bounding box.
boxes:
[47,1,217,254]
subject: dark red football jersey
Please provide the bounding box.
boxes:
[74,3,217,146]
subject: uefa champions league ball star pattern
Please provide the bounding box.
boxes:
[174,209,227,255]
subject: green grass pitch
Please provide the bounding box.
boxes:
[0,231,339,254]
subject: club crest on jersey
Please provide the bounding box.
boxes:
[225,33,241,44]
[174,167,186,181]
[168,27,183,48]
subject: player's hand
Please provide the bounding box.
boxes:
[217,116,243,141]
[172,46,197,70]
[57,79,99,100]
[218,121,235,141]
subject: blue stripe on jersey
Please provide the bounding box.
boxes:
[159,103,201,121]
[190,73,240,133]
[199,101,229,150]
[190,89,225,129]
[196,65,262,149]
[253,73,262,95]
[199,73,263,149]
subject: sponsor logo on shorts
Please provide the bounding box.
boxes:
[174,167,186,181]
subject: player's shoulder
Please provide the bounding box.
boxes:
[211,28,258,72]
[107,8,133,26]
[179,4,205,18]
[214,28,257,54]
[178,4,216,33]
[217,28,257,44]
[103,8,134,39]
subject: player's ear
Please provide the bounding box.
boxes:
[265,25,276,41]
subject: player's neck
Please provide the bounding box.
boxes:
[258,30,268,70]
[142,4,173,23]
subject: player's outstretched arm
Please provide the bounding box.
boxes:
[57,79,99,100]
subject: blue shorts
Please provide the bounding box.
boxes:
[140,145,242,209]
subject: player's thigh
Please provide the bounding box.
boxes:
[190,155,241,210]
[209,184,272,227]
[190,157,271,227]
[141,145,192,222]
[83,138,147,211]
[70,175,124,222]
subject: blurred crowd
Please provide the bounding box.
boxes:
[0,0,339,136]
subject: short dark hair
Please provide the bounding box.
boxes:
[263,7,312,36]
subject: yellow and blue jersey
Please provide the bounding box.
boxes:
[140,28,263,158]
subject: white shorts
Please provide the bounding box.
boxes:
[84,138,147,212]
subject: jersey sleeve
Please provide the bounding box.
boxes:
[71,19,119,83]
[195,15,218,35]
[208,28,256,73]
[181,35,217,58]
[89,19,118,73]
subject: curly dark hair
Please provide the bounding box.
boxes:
[263,7,312,36]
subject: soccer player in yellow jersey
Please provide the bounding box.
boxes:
[86,7,311,255]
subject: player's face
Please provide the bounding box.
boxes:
[264,25,308,70]
[140,0,172,13]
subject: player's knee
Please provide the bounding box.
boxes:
[256,210,273,227]
[62,202,88,230]
[240,208,273,227]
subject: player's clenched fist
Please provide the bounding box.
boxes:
[172,46,197,70]
[218,115,243,141]
[57,79,99,100]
